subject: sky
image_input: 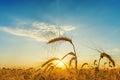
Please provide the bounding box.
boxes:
[0,0,120,68]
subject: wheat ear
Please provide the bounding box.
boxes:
[47,37,72,44]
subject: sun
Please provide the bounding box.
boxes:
[56,61,65,68]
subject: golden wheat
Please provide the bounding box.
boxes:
[43,63,53,72]
[101,53,115,67]
[69,57,76,67]
[61,52,75,60]
[47,37,72,44]
[47,66,54,72]
[41,57,60,67]
[42,57,71,74]
[47,37,78,71]
[81,63,88,68]
[94,60,97,66]
[97,51,115,69]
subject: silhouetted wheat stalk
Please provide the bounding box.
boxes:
[69,57,76,68]
[41,57,59,67]
[41,57,59,77]
[97,50,115,69]
[61,52,75,60]
[81,63,88,69]
[43,63,53,72]
[41,57,71,73]
[47,37,78,71]
[104,62,107,69]
[94,60,97,66]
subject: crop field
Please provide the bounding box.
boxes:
[0,67,120,80]
[1,0,120,80]
[1,37,120,80]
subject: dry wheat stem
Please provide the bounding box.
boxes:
[41,57,60,67]
[94,60,97,66]
[42,57,71,74]
[43,63,53,72]
[47,37,78,71]
[71,43,78,71]
[98,57,101,69]
[69,57,76,67]
[61,52,75,60]
[98,52,115,69]
[101,53,115,67]
[47,66,54,73]
[81,63,88,69]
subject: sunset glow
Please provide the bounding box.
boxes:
[56,61,65,68]
[0,0,120,68]
[1,0,120,80]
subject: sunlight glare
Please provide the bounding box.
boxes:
[56,61,64,68]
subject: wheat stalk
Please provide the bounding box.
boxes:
[94,60,97,66]
[43,63,53,72]
[69,57,76,67]
[61,52,75,60]
[46,66,54,78]
[98,52,115,68]
[42,57,71,74]
[101,53,115,67]
[47,66,54,73]
[41,57,60,67]
[81,63,88,69]
[47,37,78,70]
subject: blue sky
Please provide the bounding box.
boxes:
[0,0,120,68]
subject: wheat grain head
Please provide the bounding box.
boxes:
[100,53,115,67]
[47,37,72,44]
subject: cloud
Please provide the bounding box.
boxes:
[32,22,75,31]
[112,48,120,52]
[62,26,76,31]
[107,48,120,54]
[2,22,75,42]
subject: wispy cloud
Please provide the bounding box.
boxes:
[2,22,75,42]
[107,48,120,54]
[112,48,120,52]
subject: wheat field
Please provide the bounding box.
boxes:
[0,67,120,80]
[1,37,120,80]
